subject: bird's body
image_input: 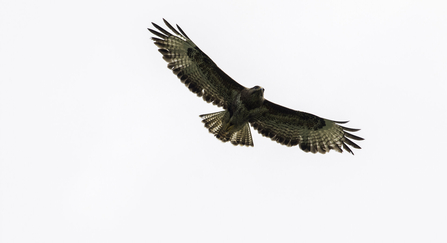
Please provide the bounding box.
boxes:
[148,19,364,154]
[201,86,265,146]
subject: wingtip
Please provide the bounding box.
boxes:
[335,120,349,124]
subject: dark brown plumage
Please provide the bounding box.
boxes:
[148,19,364,154]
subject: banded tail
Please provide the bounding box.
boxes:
[199,111,253,147]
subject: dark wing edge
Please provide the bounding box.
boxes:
[148,19,245,109]
[250,100,364,155]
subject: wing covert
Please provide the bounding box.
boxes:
[148,19,245,108]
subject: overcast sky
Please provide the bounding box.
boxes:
[1,0,446,242]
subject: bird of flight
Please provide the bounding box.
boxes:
[148,19,363,154]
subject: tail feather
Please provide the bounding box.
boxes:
[230,123,253,147]
[199,111,227,135]
[200,111,254,147]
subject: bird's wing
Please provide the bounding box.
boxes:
[250,100,364,154]
[148,19,245,109]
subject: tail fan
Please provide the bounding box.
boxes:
[200,111,254,147]
[230,122,253,146]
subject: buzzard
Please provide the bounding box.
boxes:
[148,19,364,154]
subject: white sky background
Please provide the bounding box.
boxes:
[1,0,446,242]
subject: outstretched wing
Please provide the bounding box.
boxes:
[148,19,245,109]
[250,100,364,154]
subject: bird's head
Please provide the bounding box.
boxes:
[242,86,265,108]
[240,86,265,109]
[250,86,265,97]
